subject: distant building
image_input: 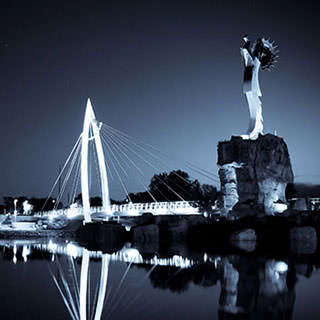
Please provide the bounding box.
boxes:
[286,183,320,211]
[288,197,320,211]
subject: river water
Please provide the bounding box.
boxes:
[0,240,319,320]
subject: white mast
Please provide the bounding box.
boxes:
[81,98,111,223]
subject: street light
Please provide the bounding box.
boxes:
[13,199,18,224]
[13,199,18,214]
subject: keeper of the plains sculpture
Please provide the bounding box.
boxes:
[240,36,279,140]
[217,36,293,216]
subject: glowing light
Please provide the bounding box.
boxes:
[22,200,33,215]
[66,205,81,219]
[13,245,17,264]
[171,255,192,268]
[22,245,30,263]
[122,248,142,262]
[66,242,82,258]
[47,239,58,252]
[214,256,221,269]
[275,261,288,273]
[274,203,288,213]
[14,199,18,215]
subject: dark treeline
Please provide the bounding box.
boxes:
[76,170,219,205]
[2,170,219,213]
[286,183,320,198]
[2,197,62,213]
[128,170,219,204]
[74,195,129,206]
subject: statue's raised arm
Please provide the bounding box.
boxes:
[241,36,279,140]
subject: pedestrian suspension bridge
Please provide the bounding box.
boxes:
[42,99,220,222]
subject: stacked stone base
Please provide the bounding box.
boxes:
[218,134,294,216]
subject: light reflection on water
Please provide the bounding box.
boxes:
[0,240,319,319]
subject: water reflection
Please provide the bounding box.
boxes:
[51,250,109,320]
[218,257,295,319]
[0,239,315,319]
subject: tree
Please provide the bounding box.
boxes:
[124,170,220,204]
[200,184,218,202]
[127,191,153,203]
[3,197,14,211]
[90,197,102,207]
[149,170,193,201]
[148,170,205,202]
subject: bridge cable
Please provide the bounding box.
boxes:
[102,124,219,188]
[42,134,82,211]
[103,128,191,198]
[101,127,190,200]
[52,274,78,320]
[99,134,132,202]
[70,149,82,205]
[100,131,158,202]
[100,128,185,201]
[69,257,80,308]
[101,123,220,182]
[102,125,195,185]
[52,258,80,319]
[55,142,81,209]
[100,133,128,178]
[101,131,158,202]
[55,141,81,209]
[101,130,167,202]
[101,128,187,201]
[108,262,133,316]
[100,130,170,202]
[61,142,82,208]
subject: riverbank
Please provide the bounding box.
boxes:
[0,210,320,256]
[74,210,320,256]
[0,214,82,239]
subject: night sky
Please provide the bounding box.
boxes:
[1,0,320,201]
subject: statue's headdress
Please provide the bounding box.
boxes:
[252,38,279,71]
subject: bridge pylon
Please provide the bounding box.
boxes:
[81,98,111,223]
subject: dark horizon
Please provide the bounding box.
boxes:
[1,1,320,202]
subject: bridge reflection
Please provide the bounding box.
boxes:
[0,239,310,320]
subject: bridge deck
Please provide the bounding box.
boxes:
[35,200,200,218]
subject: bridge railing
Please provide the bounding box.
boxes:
[34,201,199,218]
[34,206,102,218]
[115,200,197,212]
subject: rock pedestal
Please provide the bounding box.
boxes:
[217,134,294,215]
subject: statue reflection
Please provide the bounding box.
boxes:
[145,255,296,320]
[218,257,295,320]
